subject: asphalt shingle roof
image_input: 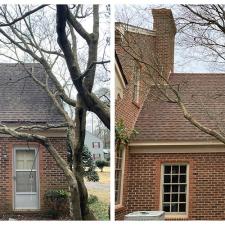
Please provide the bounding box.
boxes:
[133,73,225,142]
[0,63,65,124]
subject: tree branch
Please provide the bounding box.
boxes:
[0,5,48,27]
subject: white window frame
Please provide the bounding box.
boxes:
[132,62,140,104]
[115,145,126,206]
[160,163,189,218]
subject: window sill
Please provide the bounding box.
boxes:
[132,101,140,108]
[115,204,125,212]
[165,214,188,220]
[13,209,41,212]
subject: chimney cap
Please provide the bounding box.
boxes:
[152,8,176,34]
[152,8,173,17]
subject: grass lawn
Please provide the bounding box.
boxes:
[88,188,109,203]
[86,166,110,203]
[96,166,110,184]
[88,199,109,220]
[87,166,110,220]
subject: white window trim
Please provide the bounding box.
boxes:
[115,146,126,207]
[160,163,189,219]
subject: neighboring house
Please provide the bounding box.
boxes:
[84,131,104,161]
[115,8,225,220]
[0,63,67,214]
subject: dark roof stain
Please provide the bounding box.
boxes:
[0,63,65,124]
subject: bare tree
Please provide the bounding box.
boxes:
[176,4,225,71]
[0,4,110,220]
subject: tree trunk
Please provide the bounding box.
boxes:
[72,94,96,220]
[76,173,96,220]
[69,182,82,220]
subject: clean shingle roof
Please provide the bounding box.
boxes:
[133,73,225,142]
[0,63,65,124]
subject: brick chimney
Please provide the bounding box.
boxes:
[152,8,176,80]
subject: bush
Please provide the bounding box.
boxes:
[45,189,69,219]
[88,194,98,204]
[88,198,109,220]
[95,160,108,172]
[86,170,99,182]
[104,160,110,167]
[81,146,99,182]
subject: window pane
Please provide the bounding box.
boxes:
[180,175,186,183]
[164,194,170,202]
[115,180,119,189]
[172,165,179,174]
[172,185,178,192]
[172,194,178,202]
[163,203,170,212]
[180,165,186,173]
[180,194,186,202]
[171,203,178,212]
[172,175,178,183]
[164,175,170,183]
[164,185,170,193]
[164,166,171,174]
[16,150,35,170]
[115,171,119,180]
[115,191,118,202]
[180,185,186,192]
[16,171,36,192]
[179,203,186,212]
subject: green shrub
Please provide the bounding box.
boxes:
[95,160,108,172]
[45,189,69,219]
[88,194,98,204]
[81,146,99,182]
[86,170,99,182]
[104,160,110,167]
[88,199,109,220]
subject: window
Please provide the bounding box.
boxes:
[161,164,188,215]
[115,145,125,205]
[132,62,141,103]
[16,150,37,193]
[92,142,100,148]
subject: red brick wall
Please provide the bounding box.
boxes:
[40,137,68,211]
[125,152,225,220]
[0,137,67,214]
[115,32,156,131]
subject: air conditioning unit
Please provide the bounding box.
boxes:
[124,211,165,221]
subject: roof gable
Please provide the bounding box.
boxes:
[0,63,65,124]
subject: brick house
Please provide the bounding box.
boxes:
[115,8,225,220]
[0,63,67,214]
